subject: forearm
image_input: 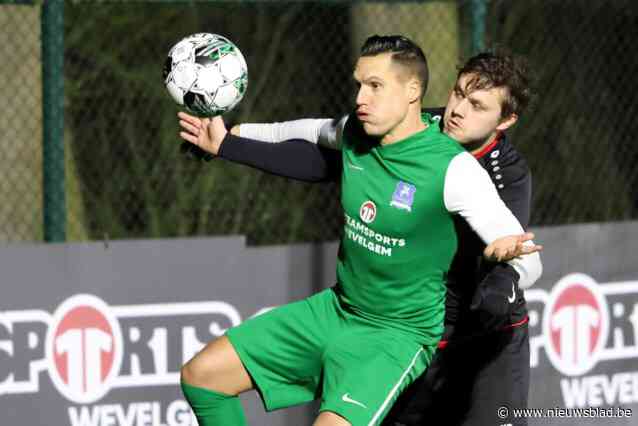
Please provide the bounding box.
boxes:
[236,116,346,149]
[495,169,536,288]
[218,133,341,182]
[237,119,327,143]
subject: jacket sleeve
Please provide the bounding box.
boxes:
[218,133,342,182]
[237,116,347,150]
[444,152,542,289]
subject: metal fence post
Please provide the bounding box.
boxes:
[41,0,66,242]
[470,0,486,54]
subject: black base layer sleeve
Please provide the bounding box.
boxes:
[218,134,342,182]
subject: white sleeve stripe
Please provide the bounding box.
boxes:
[238,118,332,144]
[237,115,348,150]
[444,152,524,241]
[318,115,347,150]
[443,152,542,289]
[512,252,543,289]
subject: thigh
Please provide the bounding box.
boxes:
[314,411,351,426]
[382,326,531,426]
[462,325,530,426]
[320,327,434,426]
[227,288,342,411]
[381,347,468,426]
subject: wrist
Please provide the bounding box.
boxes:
[217,131,236,158]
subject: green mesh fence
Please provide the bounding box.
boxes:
[487,0,638,225]
[0,2,44,241]
[0,0,637,245]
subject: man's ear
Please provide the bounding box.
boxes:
[408,77,421,104]
[496,113,518,132]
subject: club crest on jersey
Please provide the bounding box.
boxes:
[390,181,416,212]
[359,200,377,224]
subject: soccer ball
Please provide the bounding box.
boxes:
[163,33,248,116]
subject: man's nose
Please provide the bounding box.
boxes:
[452,100,468,117]
[356,88,367,106]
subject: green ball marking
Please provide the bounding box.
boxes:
[233,75,248,95]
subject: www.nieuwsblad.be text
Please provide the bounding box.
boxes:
[498,405,632,419]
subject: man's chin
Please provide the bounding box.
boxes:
[444,126,461,140]
[362,122,383,137]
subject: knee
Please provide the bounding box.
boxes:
[179,336,249,395]
[180,358,201,386]
[180,341,220,387]
[313,411,352,426]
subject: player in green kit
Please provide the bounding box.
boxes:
[177,35,542,426]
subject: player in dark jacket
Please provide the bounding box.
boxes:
[382,51,536,426]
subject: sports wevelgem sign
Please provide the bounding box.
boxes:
[0,237,336,426]
[1,222,637,425]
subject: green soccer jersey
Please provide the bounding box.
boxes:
[336,113,465,345]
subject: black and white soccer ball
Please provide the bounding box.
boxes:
[163,33,248,116]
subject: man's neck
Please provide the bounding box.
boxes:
[380,110,427,146]
[468,131,501,157]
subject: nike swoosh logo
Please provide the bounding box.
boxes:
[348,162,364,171]
[342,393,367,409]
[508,283,516,303]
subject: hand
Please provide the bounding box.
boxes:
[178,111,227,156]
[470,263,520,331]
[483,232,542,262]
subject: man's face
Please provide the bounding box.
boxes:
[353,53,415,138]
[443,72,516,145]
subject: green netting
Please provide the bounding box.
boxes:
[1,0,637,244]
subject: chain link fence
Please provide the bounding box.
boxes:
[1,0,637,245]
[0,3,43,241]
[487,0,638,225]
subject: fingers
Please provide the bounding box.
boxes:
[519,244,543,255]
[178,111,205,145]
[179,131,199,146]
[494,243,542,262]
[485,246,511,262]
[493,247,515,262]
[516,232,535,243]
[178,116,204,147]
[179,118,201,136]
[499,233,543,260]
[177,111,201,126]
[485,237,541,262]
[484,235,517,261]
[177,112,209,148]
[177,111,226,156]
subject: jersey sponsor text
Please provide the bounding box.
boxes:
[344,213,406,257]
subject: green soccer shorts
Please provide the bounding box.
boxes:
[226,288,435,426]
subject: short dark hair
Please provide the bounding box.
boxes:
[458,48,535,118]
[360,35,429,101]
